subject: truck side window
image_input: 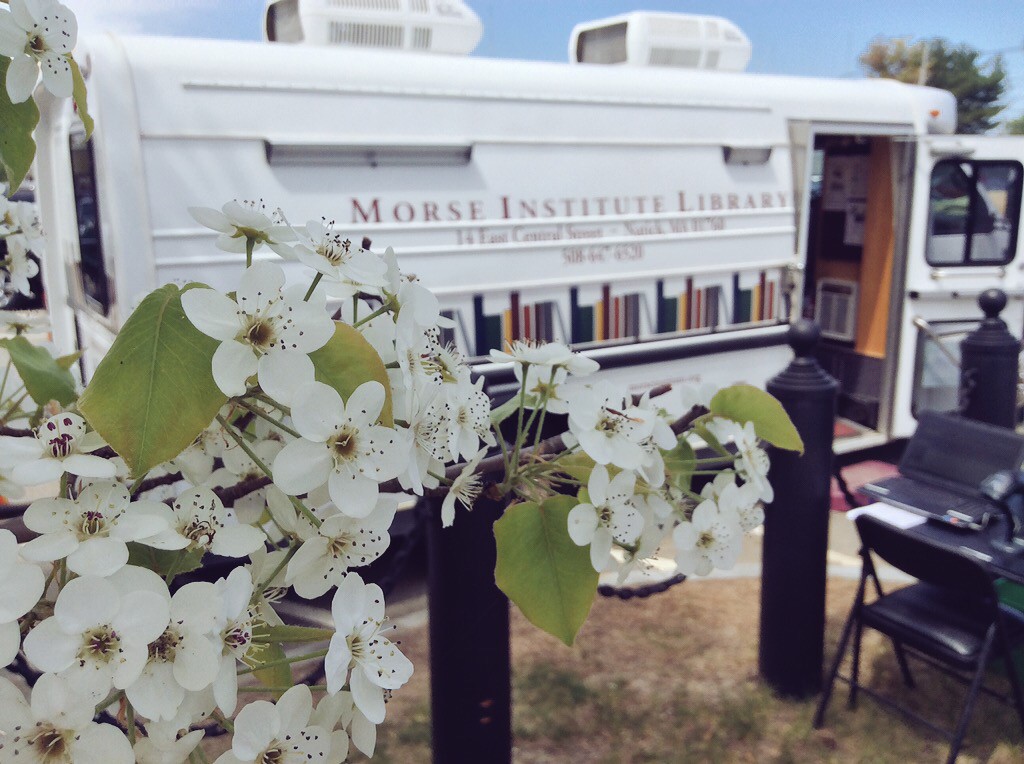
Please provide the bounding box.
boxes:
[926,159,1022,267]
[69,133,111,315]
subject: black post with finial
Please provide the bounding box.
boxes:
[759,320,839,698]
[425,492,511,763]
[960,288,1020,429]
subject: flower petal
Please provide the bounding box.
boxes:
[273,438,332,496]
[5,52,37,103]
[291,381,345,442]
[209,523,264,558]
[67,536,129,577]
[567,504,598,546]
[22,616,79,672]
[0,620,21,667]
[232,700,280,760]
[72,723,134,764]
[212,339,258,397]
[181,287,242,340]
[258,349,315,406]
[350,669,386,724]
[189,206,234,234]
[38,49,72,98]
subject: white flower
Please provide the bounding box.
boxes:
[705,418,773,502]
[286,494,398,599]
[189,199,297,259]
[325,572,413,724]
[206,438,284,525]
[23,574,170,701]
[126,579,225,722]
[0,673,133,763]
[294,220,388,297]
[678,382,717,412]
[20,480,169,576]
[440,376,495,462]
[673,499,743,576]
[567,465,643,572]
[441,448,486,528]
[0,528,44,667]
[0,0,77,103]
[273,380,408,519]
[141,688,216,758]
[701,472,765,532]
[0,412,115,485]
[213,685,332,764]
[633,390,678,488]
[565,384,654,470]
[173,416,233,485]
[144,487,265,559]
[382,247,453,344]
[209,567,260,716]
[489,340,599,376]
[517,363,570,414]
[0,308,47,335]
[4,235,39,296]
[310,691,369,760]
[134,729,205,764]
[181,262,335,403]
[396,385,445,495]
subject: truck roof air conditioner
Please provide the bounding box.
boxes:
[570,12,751,72]
[264,0,483,54]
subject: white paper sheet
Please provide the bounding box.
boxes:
[847,502,927,529]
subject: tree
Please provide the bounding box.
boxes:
[1006,114,1024,135]
[860,37,1007,134]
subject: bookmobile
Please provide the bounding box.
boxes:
[32,0,1024,453]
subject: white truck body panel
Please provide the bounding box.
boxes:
[34,33,1024,448]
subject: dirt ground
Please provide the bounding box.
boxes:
[367,577,1024,764]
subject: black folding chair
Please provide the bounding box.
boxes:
[813,514,1024,763]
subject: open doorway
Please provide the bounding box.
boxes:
[802,135,897,434]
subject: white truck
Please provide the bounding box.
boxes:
[31,2,1024,453]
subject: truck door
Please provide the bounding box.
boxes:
[889,136,1024,438]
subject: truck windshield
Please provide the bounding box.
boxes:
[926,159,1022,266]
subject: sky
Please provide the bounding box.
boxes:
[70,0,1024,124]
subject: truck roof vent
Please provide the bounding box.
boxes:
[265,0,482,55]
[570,11,752,72]
[329,20,403,47]
[327,0,400,10]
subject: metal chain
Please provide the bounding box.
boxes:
[597,573,687,600]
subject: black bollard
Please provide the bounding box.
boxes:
[759,320,839,698]
[426,492,511,763]
[960,289,1020,429]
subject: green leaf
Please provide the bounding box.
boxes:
[664,436,696,492]
[125,544,204,579]
[250,642,292,691]
[0,57,39,195]
[710,384,804,453]
[0,335,77,406]
[556,451,596,485]
[257,624,335,643]
[309,322,393,426]
[55,351,83,371]
[78,284,228,477]
[494,495,599,646]
[489,395,519,426]
[69,57,94,138]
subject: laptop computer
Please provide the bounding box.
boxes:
[859,411,1024,525]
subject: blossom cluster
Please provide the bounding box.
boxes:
[0,192,43,304]
[0,190,783,760]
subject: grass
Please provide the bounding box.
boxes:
[360,577,1024,763]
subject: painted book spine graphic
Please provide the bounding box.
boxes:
[460,270,780,356]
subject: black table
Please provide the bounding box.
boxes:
[901,511,1024,586]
